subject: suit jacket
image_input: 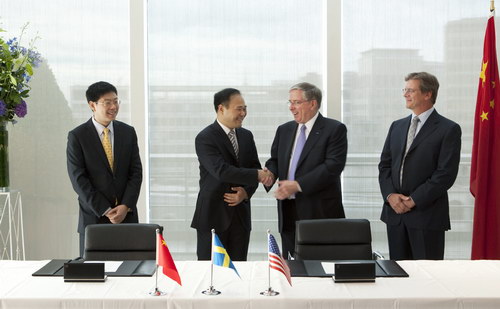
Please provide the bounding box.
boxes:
[67,118,143,233]
[191,121,261,233]
[265,113,347,232]
[378,110,461,231]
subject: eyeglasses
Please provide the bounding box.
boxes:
[402,88,419,94]
[287,100,310,107]
[96,99,121,107]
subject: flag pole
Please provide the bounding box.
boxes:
[149,228,166,296]
[202,229,221,295]
[491,0,495,12]
[260,229,279,296]
[267,230,271,289]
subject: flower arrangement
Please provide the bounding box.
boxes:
[0,23,42,123]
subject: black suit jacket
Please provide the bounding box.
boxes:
[67,119,143,233]
[378,110,461,231]
[191,121,261,233]
[265,113,347,232]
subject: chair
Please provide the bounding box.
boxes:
[84,223,161,260]
[294,218,374,260]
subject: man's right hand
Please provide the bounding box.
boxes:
[387,193,413,214]
[258,168,275,186]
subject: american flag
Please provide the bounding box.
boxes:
[268,233,292,286]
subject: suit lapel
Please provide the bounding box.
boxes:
[112,122,121,173]
[399,115,412,156]
[213,121,238,162]
[284,122,299,166]
[407,110,440,154]
[86,119,113,174]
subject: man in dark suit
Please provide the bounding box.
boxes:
[379,72,461,260]
[191,88,271,261]
[265,82,347,258]
[67,81,142,257]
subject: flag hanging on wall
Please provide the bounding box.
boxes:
[470,14,500,260]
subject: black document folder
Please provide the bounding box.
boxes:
[32,259,71,276]
[287,259,409,278]
[32,259,156,277]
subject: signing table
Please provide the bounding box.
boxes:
[1,260,500,308]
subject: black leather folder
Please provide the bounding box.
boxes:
[287,259,409,278]
[32,259,71,276]
[32,259,156,277]
[375,259,409,277]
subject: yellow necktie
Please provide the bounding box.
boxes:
[102,127,113,170]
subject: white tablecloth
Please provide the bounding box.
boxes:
[1,260,500,308]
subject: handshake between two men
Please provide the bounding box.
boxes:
[223,168,299,207]
[258,168,301,201]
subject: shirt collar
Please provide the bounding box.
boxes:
[412,106,434,125]
[300,111,320,133]
[216,119,233,135]
[92,117,114,136]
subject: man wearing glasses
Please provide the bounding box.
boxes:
[379,72,461,260]
[265,82,348,258]
[67,81,142,257]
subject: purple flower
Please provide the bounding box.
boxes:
[14,100,27,118]
[0,101,6,117]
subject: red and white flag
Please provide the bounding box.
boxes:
[267,233,292,286]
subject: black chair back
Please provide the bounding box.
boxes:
[295,219,372,260]
[84,223,161,260]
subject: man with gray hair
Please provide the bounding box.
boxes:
[265,82,348,258]
[379,72,461,260]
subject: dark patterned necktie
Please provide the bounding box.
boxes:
[228,129,239,158]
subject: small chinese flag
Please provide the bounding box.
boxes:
[157,232,182,285]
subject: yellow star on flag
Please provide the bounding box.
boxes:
[493,81,496,88]
[490,99,495,109]
[480,61,488,84]
[480,111,489,121]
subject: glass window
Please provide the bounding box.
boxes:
[342,0,484,259]
[1,0,130,258]
[148,0,324,260]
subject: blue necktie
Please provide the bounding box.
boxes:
[288,125,307,180]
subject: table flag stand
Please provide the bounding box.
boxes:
[149,266,166,296]
[260,230,279,296]
[202,229,221,295]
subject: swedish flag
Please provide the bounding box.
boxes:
[213,234,240,277]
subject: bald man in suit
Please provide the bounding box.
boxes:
[192,88,271,261]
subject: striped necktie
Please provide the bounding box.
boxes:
[102,127,113,170]
[228,129,239,158]
[400,116,420,185]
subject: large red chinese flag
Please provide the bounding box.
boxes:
[470,15,500,260]
[157,233,182,285]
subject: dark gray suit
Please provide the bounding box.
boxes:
[191,121,261,260]
[67,118,142,255]
[266,113,347,256]
[379,109,461,259]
